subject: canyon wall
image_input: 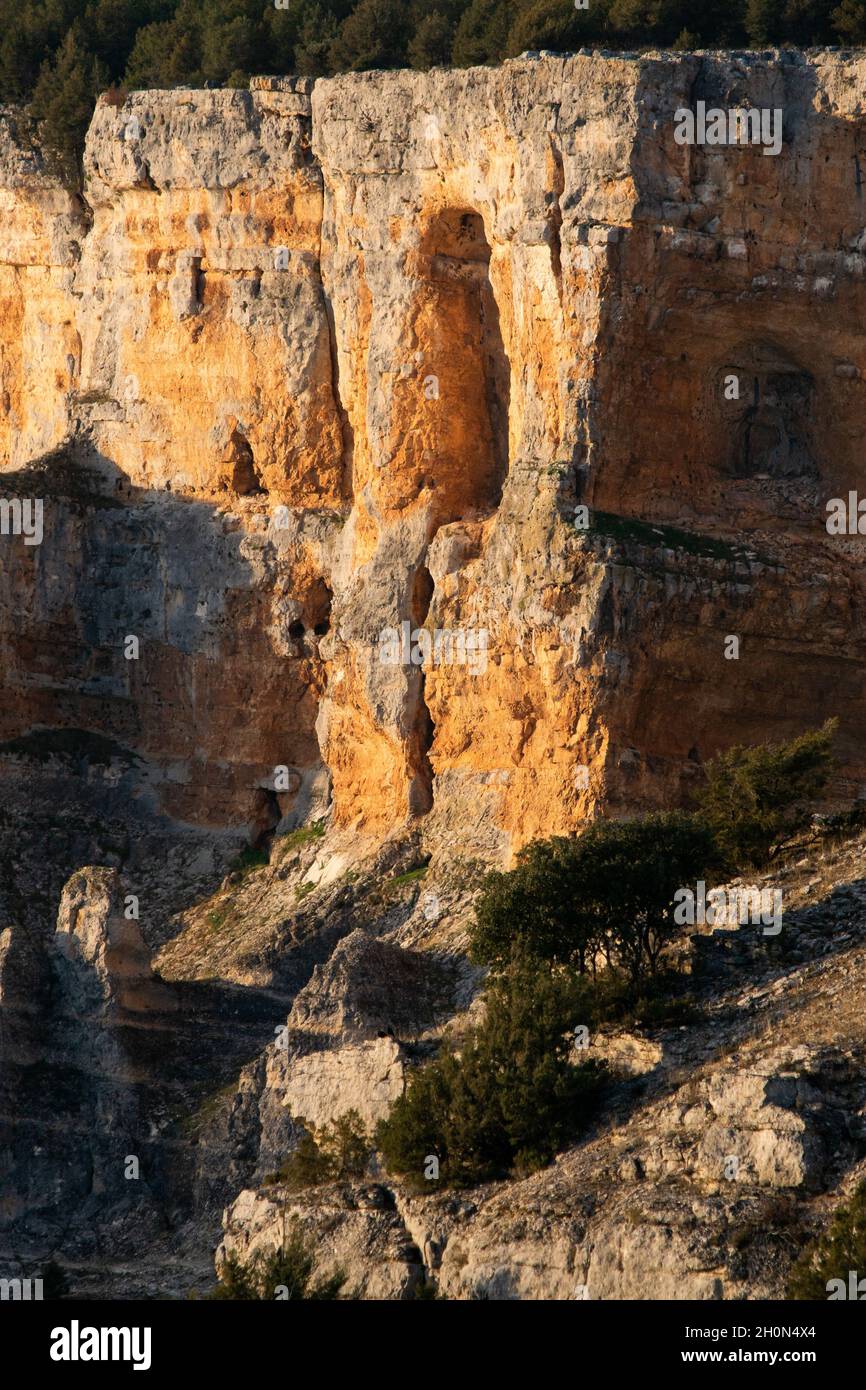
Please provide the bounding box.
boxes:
[4,49,866,1304]
[2,52,866,866]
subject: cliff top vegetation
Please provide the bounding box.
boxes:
[6,1,866,182]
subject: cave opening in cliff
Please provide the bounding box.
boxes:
[415,207,510,522]
[720,344,818,480]
[406,563,435,816]
[411,562,434,628]
[250,786,282,850]
[288,580,333,645]
[409,668,435,817]
[310,579,333,637]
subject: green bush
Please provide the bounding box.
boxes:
[210,1220,345,1300]
[818,798,866,841]
[472,812,718,982]
[471,836,598,971]
[377,962,605,1188]
[452,0,517,65]
[230,844,269,877]
[787,1183,866,1300]
[582,967,702,1030]
[505,0,607,56]
[328,0,412,70]
[408,11,455,67]
[575,813,720,980]
[273,1109,371,1189]
[699,720,837,870]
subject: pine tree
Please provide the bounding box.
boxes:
[124,18,200,89]
[293,3,342,75]
[745,0,788,43]
[831,0,866,38]
[87,0,167,80]
[408,10,454,67]
[506,0,607,58]
[452,0,517,66]
[328,0,411,71]
[699,720,837,870]
[377,962,605,1187]
[30,27,103,187]
[787,1184,866,1299]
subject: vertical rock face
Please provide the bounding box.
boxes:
[0,110,86,468]
[0,868,162,1268]
[255,930,448,1150]
[0,861,300,1295]
[76,81,344,505]
[53,867,175,1016]
[309,53,866,846]
[2,54,866,865]
[0,446,338,912]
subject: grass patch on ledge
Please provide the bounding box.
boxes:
[387,866,429,892]
[584,510,763,565]
[228,845,269,879]
[274,819,327,857]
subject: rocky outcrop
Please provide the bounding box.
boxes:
[0,863,300,1296]
[283,928,449,1041]
[270,931,450,1130]
[53,866,177,1017]
[213,925,453,1183]
[218,1183,425,1300]
[221,864,866,1299]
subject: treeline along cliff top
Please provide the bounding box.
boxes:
[7,0,866,182]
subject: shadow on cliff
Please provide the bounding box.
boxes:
[0,436,332,947]
[603,56,866,530]
[578,59,866,811]
[0,438,362,1287]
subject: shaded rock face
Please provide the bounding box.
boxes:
[722,345,818,480]
[284,928,448,1043]
[223,929,452,1182]
[0,864,318,1296]
[0,868,170,1276]
[0,445,333,850]
[2,54,866,865]
[272,931,450,1132]
[53,867,176,1017]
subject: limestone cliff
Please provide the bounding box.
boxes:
[4,52,866,863]
[3,50,866,1301]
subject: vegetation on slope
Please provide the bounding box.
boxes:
[787,1183,866,1299]
[378,722,841,1189]
[209,1218,346,1299]
[377,959,607,1187]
